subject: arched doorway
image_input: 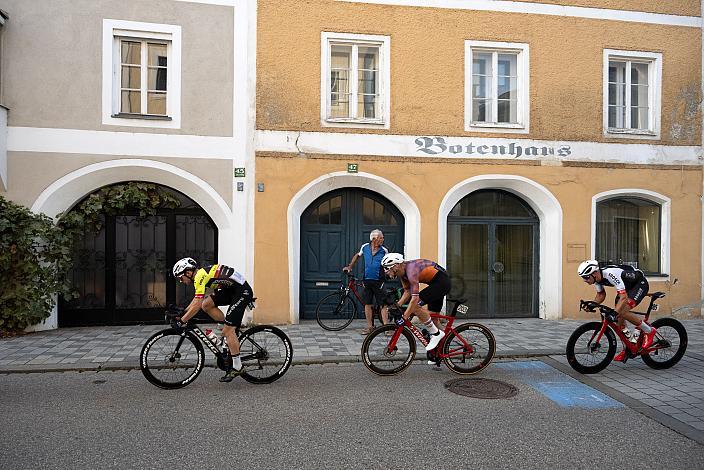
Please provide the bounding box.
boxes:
[446,189,539,318]
[299,188,405,319]
[59,184,217,326]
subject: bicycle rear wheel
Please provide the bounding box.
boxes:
[315,291,357,331]
[565,322,616,374]
[641,317,688,369]
[361,324,416,376]
[442,323,496,375]
[140,329,205,389]
[239,325,293,384]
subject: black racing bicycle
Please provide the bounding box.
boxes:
[140,304,293,389]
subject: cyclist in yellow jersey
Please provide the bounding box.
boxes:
[172,257,254,382]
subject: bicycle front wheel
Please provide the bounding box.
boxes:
[442,323,496,375]
[641,317,688,369]
[140,329,205,389]
[566,322,616,374]
[361,324,416,376]
[240,325,293,384]
[315,291,357,331]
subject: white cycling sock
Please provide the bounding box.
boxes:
[639,321,652,334]
[231,354,242,370]
[423,318,439,335]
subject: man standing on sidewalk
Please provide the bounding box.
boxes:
[343,229,389,335]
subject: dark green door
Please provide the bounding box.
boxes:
[446,190,538,318]
[300,189,404,319]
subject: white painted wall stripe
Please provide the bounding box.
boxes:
[7,127,234,159]
[336,0,701,28]
[257,130,702,166]
[9,127,702,166]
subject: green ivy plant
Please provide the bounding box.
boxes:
[58,182,181,234]
[0,183,180,333]
[0,196,74,332]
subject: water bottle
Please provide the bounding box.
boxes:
[621,327,637,344]
[205,328,219,344]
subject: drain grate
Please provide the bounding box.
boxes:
[444,378,518,399]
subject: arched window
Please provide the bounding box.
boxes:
[596,196,661,274]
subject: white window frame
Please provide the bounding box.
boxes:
[102,19,181,129]
[591,189,670,277]
[320,32,390,129]
[603,49,662,140]
[464,40,530,134]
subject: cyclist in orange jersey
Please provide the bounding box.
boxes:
[381,253,451,352]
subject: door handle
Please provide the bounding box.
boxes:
[492,262,504,273]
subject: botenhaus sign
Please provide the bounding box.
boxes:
[415,136,572,158]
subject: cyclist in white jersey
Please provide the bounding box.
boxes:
[577,260,657,362]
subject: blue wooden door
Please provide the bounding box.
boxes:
[300,189,404,319]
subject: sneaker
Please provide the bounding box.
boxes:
[427,360,441,368]
[219,367,244,383]
[613,350,627,362]
[641,327,658,350]
[425,330,445,351]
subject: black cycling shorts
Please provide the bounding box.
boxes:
[210,281,253,327]
[418,270,451,313]
[614,278,649,308]
[362,279,385,306]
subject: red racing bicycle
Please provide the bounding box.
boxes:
[566,292,687,374]
[361,298,496,376]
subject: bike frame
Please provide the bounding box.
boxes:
[342,274,365,304]
[181,324,222,356]
[586,294,668,357]
[385,302,474,360]
[173,321,265,366]
[341,273,388,318]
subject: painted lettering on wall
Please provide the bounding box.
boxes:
[414,136,572,158]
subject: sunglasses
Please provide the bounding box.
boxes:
[581,274,592,281]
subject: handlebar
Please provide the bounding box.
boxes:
[579,299,618,322]
[164,305,187,329]
[580,299,601,313]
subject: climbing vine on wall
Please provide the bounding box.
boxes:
[0,183,181,332]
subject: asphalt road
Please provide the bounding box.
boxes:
[2,361,703,469]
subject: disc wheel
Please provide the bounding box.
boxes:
[566,322,616,374]
[361,324,416,376]
[239,325,293,384]
[315,291,357,331]
[442,323,496,375]
[641,317,688,369]
[140,329,205,389]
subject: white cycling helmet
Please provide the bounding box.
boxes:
[173,257,197,277]
[577,259,600,277]
[381,253,404,269]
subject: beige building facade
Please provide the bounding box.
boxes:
[0,0,702,329]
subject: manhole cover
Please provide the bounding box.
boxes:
[444,378,518,399]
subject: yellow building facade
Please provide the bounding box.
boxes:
[254,0,703,323]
